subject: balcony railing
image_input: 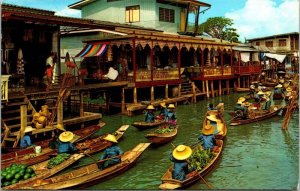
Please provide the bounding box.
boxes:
[1,75,10,101]
[187,66,234,78]
[134,68,180,82]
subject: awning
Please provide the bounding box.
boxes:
[265,53,286,63]
[75,43,108,57]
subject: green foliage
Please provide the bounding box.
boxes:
[187,148,215,171]
[153,124,176,134]
[199,17,240,42]
[47,153,70,169]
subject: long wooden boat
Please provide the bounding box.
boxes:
[145,126,178,145]
[202,109,227,140]
[1,123,105,169]
[229,105,282,126]
[159,140,223,190]
[132,120,165,130]
[76,125,129,155]
[234,87,250,92]
[19,143,151,190]
[3,153,85,190]
[2,123,105,161]
[262,81,277,87]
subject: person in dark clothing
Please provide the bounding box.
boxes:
[145,105,155,123]
[156,102,168,120]
[49,124,66,149]
[57,131,77,154]
[198,122,217,150]
[20,126,34,148]
[170,145,193,181]
[166,104,177,125]
[99,134,124,169]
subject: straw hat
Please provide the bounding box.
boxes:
[55,123,66,132]
[160,102,166,108]
[206,114,218,122]
[59,131,74,142]
[24,126,34,133]
[251,81,258,84]
[265,91,272,97]
[279,79,284,83]
[286,87,292,92]
[168,104,176,109]
[103,134,118,143]
[257,91,265,95]
[202,124,215,135]
[237,100,243,105]
[244,102,252,107]
[146,105,155,110]
[275,84,283,88]
[250,85,255,89]
[172,145,192,160]
[238,97,246,103]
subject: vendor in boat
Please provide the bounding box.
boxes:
[49,123,66,149]
[156,102,168,120]
[145,105,156,123]
[263,91,272,110]
[274,84,284,94]
[207,103,216,111]
[20,126,34,148]
[99,134,124,169]
[198,123,217,150]
[57,131,77,154]
[248,85,256,98]
[166,104,177,125]
[234,99,248,119]
[205,114,219,133]
[170,145,193,181]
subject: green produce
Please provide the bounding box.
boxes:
[47,153,70,169]
[188,149,215,171]
[153,124,176,134]
[1,163,36,186]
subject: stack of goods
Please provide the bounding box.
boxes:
[187,149,215,171]
[153,124,176,134]
[47,153,70,169]
[1,163,36,187]
[32,105,52,129]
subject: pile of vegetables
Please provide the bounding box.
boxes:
[154,124,176,134]
[1,163,36,187]
[187,149,215,171]
[47,153,70,169]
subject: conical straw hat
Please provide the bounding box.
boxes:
[59,131,74,142]
[172,145,192,160]
[103,134,118,143]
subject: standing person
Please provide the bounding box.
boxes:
[145,105,155,123]
[99,134,123,169]
[57,131,77,154]
[156,102,168,120]
[166,104,177,125]
[45,64,53,91]
[170,145,193,181]
[20,126,34,148]
[198,123,217,150]
[49,124,66,149]
[46,52,56,84]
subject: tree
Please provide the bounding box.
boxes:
[199,17,240,42]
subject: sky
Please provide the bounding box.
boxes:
[2,0,299,41]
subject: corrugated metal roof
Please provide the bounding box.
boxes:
[247,32,299,41]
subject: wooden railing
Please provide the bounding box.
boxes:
[1,75,10,101]
[187,66,234,78]
[135,68,180,82]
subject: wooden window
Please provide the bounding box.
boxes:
[265,41,273,47]
[255,42,260,46]
[159,7,175,23]
[125,5,140,23]
[279,39,287,47]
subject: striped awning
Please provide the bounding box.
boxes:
[75,43,108,57]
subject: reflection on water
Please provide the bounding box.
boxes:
[83,93,298,190]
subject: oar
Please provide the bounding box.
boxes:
[170,143,213,189]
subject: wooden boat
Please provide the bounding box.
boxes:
[262,81,277,87]
[1,123,105,169]
[202,106,227,140]
[132,120,165,130]
[145,125,178,145]
[2,123,105,161]
[234,87,250,92]
[76,125,129,155]
[19,143,151,190]
[273,93,284,100]
[229,105,283,126]
[3,153,85,190]
[159,140,223,190]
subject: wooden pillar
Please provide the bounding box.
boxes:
[57,97,64,124]
[238,77,241,88]
[218,80,222,96]
[202,80,205,93]
[226,80,230,95]
[133,87,137,104]
[133,38,136,83]
[165,84,168,99]
[178,84,181,97]
[20,104,27,138]
[178,43,181,80]
[191,82,196,103]
[150,41,154,82]
[151,86,154,102]
[79,92,84,117]
[210,80,214,98]
[205,80,209,98]
[121,88,125,114]
[220,50,224,76]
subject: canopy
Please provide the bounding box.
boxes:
[265,53,286,63]
[75,43,108,57]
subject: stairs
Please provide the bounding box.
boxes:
[1,94,35,148]
[181,79,193,96]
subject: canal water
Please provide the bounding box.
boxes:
[78,93,299,190]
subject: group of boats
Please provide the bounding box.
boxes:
[0,94,287,189]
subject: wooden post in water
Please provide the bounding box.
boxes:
[226,80,230,95]
[178,84,181,97]
[202,80,205,93]
[57,98,63,124]
[133,87,137,104]
[191,81,196,103]
[165,84,168,99]
[238,77,241,88]
[121,88,125,114]
[79,91,84,117]
[205,80,210,98]
[218,80,222,96]
[210,80,214,98]
[242,76,246,88]
[151,86,154,102]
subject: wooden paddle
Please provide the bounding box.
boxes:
[170,143,213,189]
